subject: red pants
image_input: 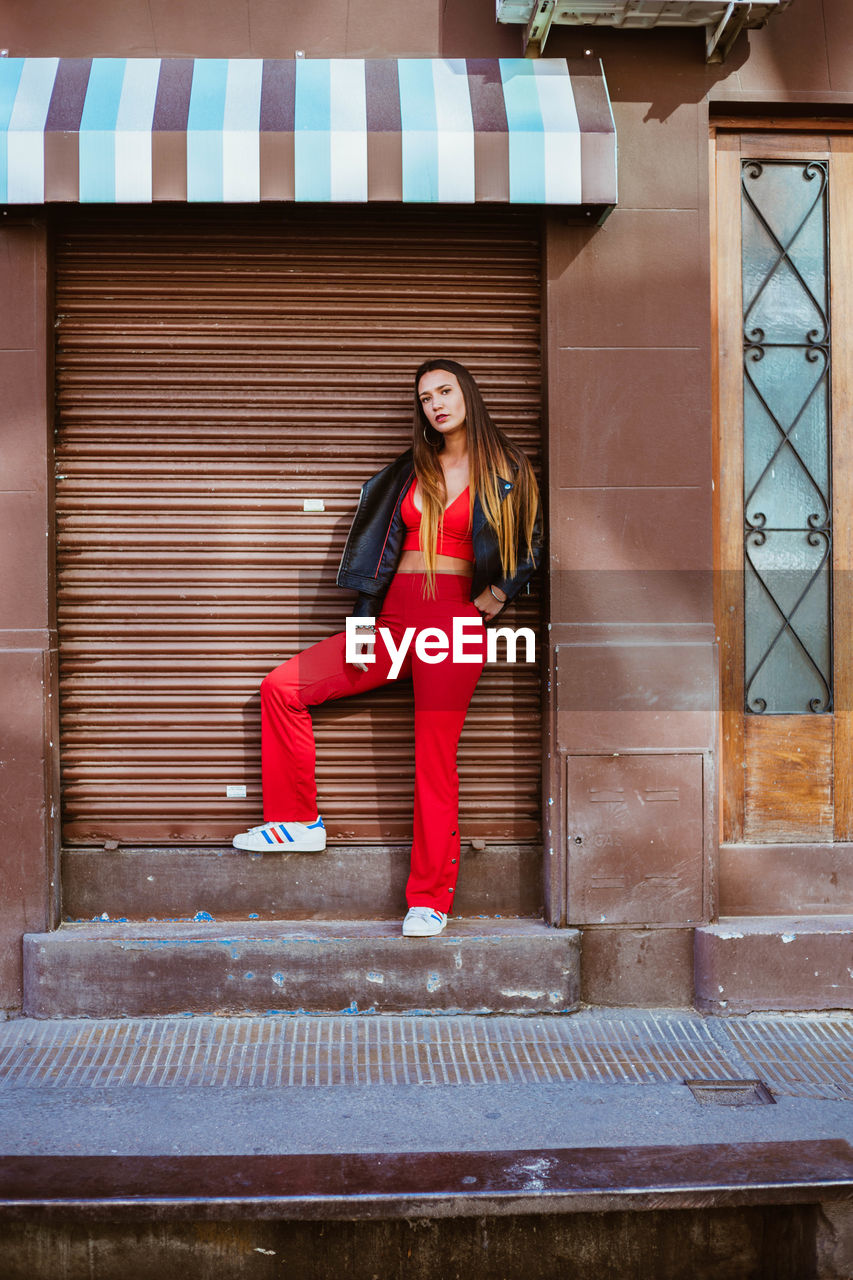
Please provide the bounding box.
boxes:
[260,573,486,914]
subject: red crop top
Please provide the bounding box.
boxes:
[400,482,475,563]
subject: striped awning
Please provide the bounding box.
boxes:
[0,57,616,208]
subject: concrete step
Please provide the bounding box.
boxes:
[23,919,579,1018]
[694,916,853,1013]
[60,844,542,922]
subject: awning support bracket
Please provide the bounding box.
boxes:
[706,2,750,62]
[523,0,557,57]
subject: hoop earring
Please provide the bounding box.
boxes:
[424,426,436,446]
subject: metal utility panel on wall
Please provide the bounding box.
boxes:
[496,1,796,60]
[566,753,704,925]
[496,1,793,26]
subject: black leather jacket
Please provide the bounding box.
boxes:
[336,449,543,618]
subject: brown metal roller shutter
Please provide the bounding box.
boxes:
[54,207,542,845]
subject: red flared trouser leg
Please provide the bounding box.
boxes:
[260,630,395,822]
[405,599,486,916]
[259,574,485,916]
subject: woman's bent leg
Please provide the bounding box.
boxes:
[261,631,393,821]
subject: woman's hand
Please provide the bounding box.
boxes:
[474,585,506,623]
[349,623,375,673]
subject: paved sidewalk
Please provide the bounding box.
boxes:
[0,1008,851,1159]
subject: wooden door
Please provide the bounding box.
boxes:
[714,130,853,843]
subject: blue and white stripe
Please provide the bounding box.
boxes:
[114,59,161,201]
[295,58,367,202]
[188,59,265,202]
[500,59,581,204]
[398,59,474,203]
[1,57,58,203]
[79,58,161,202]
[223,59,264,202]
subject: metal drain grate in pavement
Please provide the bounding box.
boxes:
[0,1013,741,1090]
[721,1015,853,1101]
[684,1078,776,1106]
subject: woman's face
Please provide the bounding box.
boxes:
[417,369,467,438]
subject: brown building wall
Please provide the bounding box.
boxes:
[545,33,716,945]
[2,0,853,1008]
[2,0,440,57]
[0,221,56,1010]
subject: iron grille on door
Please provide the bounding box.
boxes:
[740,159,832,715]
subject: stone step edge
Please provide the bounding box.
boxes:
[1,1140,851,1221]
[694,917,853,1015]
[33,917,559,941]
[699,915,853,935]
[23,920,580,1018]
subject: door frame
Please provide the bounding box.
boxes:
[711,120,853,846]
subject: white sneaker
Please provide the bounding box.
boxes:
[232,817,326,853]
[402,907,448,937]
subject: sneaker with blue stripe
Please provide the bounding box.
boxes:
[402,906,448,937]
[232,817,326,853]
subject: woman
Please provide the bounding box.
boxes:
[233,359,542,937]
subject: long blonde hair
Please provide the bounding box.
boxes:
[412,359,539,597]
